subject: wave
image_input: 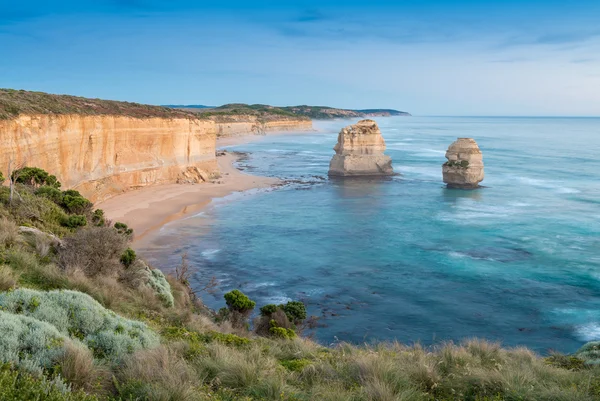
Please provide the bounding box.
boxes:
[515,176,581,194]
[201,249,221,259]
[575,323,600,342]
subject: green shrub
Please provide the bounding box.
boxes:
[460,160,470,168]
[91,209,105,227]
[0,289,159,362]
[35,186,64,204]
[269,320,296,340]
[143,266,174,308]
[0,310,68,372]
[114,222,133,237]
[120,248,136,268]
[224,289,256,313]
[0,363,97,401]
[62,194,92,215]
[282,301,307,324]
[61,215,87,228]
[260,304,278,316]
[0,171,4,184]
[279,358,311,372]
[12,167,61,188]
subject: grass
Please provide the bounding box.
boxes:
[0,172,599,400]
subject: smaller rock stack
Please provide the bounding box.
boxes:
[442,138,484,189]
[328,119,394,176]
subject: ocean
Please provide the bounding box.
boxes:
[139,116,600,354]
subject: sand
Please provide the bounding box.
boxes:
[98,137,279,242]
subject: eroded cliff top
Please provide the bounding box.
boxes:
[0,89,200,120]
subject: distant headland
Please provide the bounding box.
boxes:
[166,103,412,120]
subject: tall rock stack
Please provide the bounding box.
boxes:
[328,119,394,177]
[442,138,484,189]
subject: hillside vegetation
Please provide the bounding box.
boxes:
[0,167,599,400]
[0,89,200,120]
[176,103,411,121]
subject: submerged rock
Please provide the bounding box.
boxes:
[442,138,484,189]
[328,119,394,177]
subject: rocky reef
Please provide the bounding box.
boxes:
[442,138,484,189]
[328,119,393,176]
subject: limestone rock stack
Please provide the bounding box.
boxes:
[328,119,393,176]
[442,138,484,189]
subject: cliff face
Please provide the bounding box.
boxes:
[328,119,393,176]
[215,118,312,137]
[0,115,217,202]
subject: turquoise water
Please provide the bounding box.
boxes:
[140,117,600,354]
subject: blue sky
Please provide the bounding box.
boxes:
[1,1,599,115]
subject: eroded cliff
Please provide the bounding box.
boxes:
[0,115,217,202]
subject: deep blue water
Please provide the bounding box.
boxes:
[139,117,600,354]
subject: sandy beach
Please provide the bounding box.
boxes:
[98,135,280,242]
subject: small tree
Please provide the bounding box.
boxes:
[223,289,255,329]
[12,167,61,188]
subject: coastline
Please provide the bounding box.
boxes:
[98,135,281,244]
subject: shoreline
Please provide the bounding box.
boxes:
[98,135,283,244]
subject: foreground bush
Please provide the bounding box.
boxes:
[0,311,68,372]
[59,226,127,277]
[142,265,174,308]
[0,363,97,401]
[0,289,159,362]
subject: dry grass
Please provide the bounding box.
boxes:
[58,342,110,394]
[117,345,200,401]
[0,217,19,247]
[0,265,18,291]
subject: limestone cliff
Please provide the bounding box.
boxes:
[328,119,393,176]
[442,138,484,189]
[0,115,217,202]
[215,117,312,137]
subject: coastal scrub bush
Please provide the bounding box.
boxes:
[12,167,61,188]
[6,249,70,290]
[282,301,307,325]
[0,363,98,401]
[0,171,4,184]
[269,320,296,340]
[35,185,64,204]
[143,265,174,308]
[0,289,159,362]
[91,209,105,227]
[576,342,600,365]
[59,226,128,277]
[120,248,136,268]
[0,185,71,236]
[224,289,256,312]
[0,310,68,372]
[224,289,256,329]
[114,222,133,237]
[61,191,92,215]
[61,215,87,229]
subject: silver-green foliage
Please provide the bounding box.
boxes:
[575,341,600,365]
[0,289,159,361]
[0,310,67,373]
[144,267,174,308]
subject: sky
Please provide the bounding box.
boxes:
[0,1,599,116]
